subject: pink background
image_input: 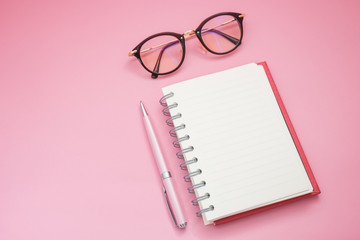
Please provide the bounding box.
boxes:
[1,0,360,239]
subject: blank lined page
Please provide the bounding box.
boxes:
[162,63,313,225]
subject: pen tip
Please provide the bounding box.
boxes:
[140,101,147,116]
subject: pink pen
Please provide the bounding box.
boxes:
[140,101,187,228]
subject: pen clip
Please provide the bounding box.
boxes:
[162,186,178,227]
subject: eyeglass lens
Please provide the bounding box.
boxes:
[200,15,241,54]
[139,35,183,75]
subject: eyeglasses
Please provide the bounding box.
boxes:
[128,12,245,79]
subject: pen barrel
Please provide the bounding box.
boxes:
[143,115,168,173]
[163,177,186,228]
[141,106,186,228]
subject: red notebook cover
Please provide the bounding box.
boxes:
[213,62,320,226]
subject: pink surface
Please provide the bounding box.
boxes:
[0,0,360,239]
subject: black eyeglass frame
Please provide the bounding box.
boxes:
[129,12,244,78]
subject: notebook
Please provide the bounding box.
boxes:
[159,62,320,225]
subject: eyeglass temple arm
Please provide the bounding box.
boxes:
[151,41,180,79]
[202,28,240,45]
[128,39,179,57]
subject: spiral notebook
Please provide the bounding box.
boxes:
[160,62,320,225]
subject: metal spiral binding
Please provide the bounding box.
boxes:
[160,92,174,106]
[173,135,190,148]
[166,113,182,127]
[187,181,206,194]
[184,169,201,182]
[176,146,194,159]
[196,205,214,217]
[160,92,214,218]
[180,157,198,170]
[169,124,185,137]
[192,193,210,206]
[162,102,178,116]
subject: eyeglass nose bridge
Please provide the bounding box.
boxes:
[182,29,208,53]
[183,29,196,39]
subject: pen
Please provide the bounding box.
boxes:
[140,101,187,229]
